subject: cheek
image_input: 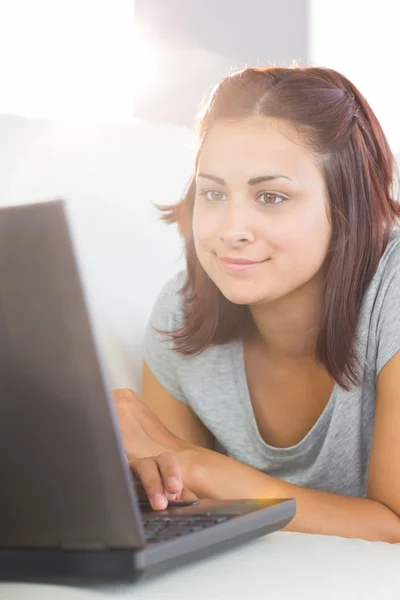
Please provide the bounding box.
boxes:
[192,206,216,248]
[268,208,331,266]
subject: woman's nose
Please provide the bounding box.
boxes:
[218,206,255,247]
[220,229,254,247]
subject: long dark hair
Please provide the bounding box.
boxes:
[158,66,400,390]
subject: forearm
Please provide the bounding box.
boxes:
[184,447,400,543]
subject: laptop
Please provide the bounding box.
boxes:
[0,199,295,583]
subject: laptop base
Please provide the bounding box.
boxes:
[0,500,295,585]
[0,509,294,584]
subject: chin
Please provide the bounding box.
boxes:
[216,281,267,306]
[201,262,276,305]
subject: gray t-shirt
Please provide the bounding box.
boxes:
[143,230,400,498]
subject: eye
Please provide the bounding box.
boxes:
[257,192,287,207]
[198,189,227,202]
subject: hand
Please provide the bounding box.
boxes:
[113,388,199,509]
[132,452,199,510]
[113,388,185,460]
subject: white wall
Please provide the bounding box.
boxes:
[310,0,400,152]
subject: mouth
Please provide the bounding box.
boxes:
[218,256,269,273]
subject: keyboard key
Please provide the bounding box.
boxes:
[142,513,231,543]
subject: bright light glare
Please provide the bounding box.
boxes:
[0,0,144,124]
[132,28,159,101]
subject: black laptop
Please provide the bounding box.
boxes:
[0,199,295,583]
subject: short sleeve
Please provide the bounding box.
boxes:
[142,272,188,403]
[376,243,400,374]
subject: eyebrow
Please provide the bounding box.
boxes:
[197,172,292,185]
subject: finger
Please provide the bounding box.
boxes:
[113,388,142,415]
[131,458,168,511]
[180,487,199,502]
[113,388,132,406]
[156,452,183,495]
[132,477,148,501]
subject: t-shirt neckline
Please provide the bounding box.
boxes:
[231,339,339,459]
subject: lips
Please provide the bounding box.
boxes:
[218,256,268,273]
[219,257,265,265]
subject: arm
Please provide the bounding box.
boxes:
[141,361,215,449]
[186,450,400,543]
[184,351,400,543]
[113,363,215,510]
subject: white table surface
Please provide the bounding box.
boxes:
[1,532,400,600]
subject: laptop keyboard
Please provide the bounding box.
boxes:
[142,512,232,543]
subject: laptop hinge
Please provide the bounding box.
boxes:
[59,539,109,551]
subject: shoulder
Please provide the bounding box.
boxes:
[148,270,187,330]
[363,228,400,302]
[379,228,400,274]
[157,270,186,298]
[360,228,400,374]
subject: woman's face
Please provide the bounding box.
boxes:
[192,117,332,306]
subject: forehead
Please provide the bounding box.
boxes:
[197,118,319,184]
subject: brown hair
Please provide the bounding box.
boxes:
[159,66,400,390]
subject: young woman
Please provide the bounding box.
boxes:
[114,66,400,542]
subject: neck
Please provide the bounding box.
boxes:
[248,274,325,362]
